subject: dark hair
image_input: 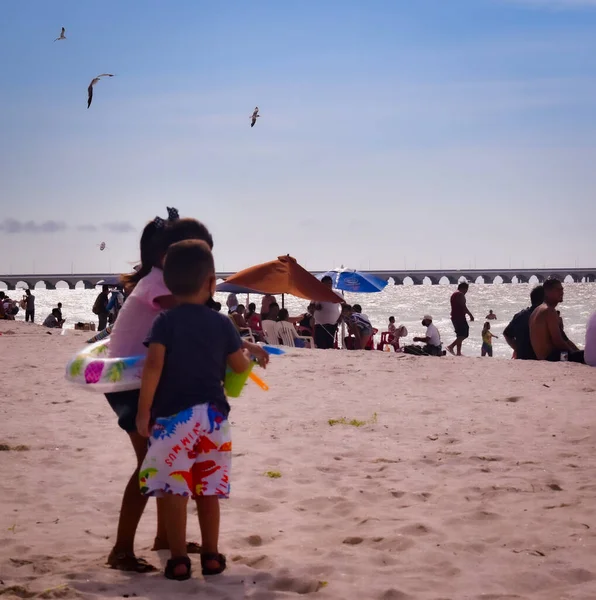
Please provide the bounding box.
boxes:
[58,302,62,308]
[163,239,215,296]
[543,278,562,292]
[212,301,222,312]
[269,302,280,311]
[321,275,333,284]
[530,285,545,306]
[236,304,245,313]
[341,304,352,311]
[353,304,362,313]
[248,302,256,312]
[121,217,213,292]
[458,282,469,291]
[25,289,31,296]
[0,291,5,299]
[278,308,289,321]
[389,316,395,322]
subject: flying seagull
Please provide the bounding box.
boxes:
[54,27,66,42]
[250,106,260,127]
[87,74,115,109]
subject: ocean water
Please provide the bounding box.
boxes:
[3,282,594,359]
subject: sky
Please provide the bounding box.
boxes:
[1,0,596,276]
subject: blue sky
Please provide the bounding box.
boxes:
[1,0,596,275]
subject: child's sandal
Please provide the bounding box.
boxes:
[201,552,227,576]
[164,556,192,581]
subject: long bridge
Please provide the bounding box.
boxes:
[0,268,595,290]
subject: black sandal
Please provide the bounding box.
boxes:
[201,552,227,576]
[164,556,192,581]
[107,550,157,573]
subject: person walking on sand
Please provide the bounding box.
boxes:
[103,209,269,574]
[529,278,584,363]
[447,282,474,356]
[24,289,35,323]
[481,322,498,357]
[136,240,251,580]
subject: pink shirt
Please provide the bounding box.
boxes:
[108,268,170,358]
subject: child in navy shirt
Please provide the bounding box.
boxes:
[136,239,251,581]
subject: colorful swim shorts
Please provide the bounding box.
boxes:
[139,403,231,499]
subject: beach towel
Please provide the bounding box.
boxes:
[139,403,231,499]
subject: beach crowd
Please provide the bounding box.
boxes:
[2,207,595,585]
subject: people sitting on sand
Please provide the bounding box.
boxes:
[387,316,407,350]
[297,303,316,337]
[340,304,374,350]
[447,282,474,356]
[486,310,497,320]
[585,311,596,367]
[503,285,544,360]
[412,315,443,356]
[0,293,18,320]
[43,308,65,329]
[245,302,263,338]
[481,322,498,357]
[260,293,276,318]
[261,302,281,344]
[0,292,7,320]
[231,304,248,329]
[277,308,311,348]
[226,293,238,313]
[529,278,584,363]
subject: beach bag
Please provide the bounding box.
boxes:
[92,296,103,315]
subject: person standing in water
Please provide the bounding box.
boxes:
[481,322,498,357]
[447,282,474,356]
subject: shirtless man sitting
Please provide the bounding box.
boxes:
[529,278,584,363]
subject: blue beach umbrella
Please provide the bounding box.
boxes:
[318,269,388,293]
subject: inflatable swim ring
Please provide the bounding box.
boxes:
[65,339,144,394]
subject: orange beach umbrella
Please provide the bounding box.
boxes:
[217,255,343,303]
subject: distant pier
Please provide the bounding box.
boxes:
[0,268,594,290]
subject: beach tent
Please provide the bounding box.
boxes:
[216,255,343,304]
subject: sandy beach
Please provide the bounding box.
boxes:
[1,321,596,600]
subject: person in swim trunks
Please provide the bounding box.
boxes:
[136,240,252,581]
[447,282,474,356]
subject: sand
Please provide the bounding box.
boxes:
[1,321,596,600]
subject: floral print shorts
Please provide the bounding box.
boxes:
[139,403,231,499]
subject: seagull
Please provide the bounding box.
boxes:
[54,27,66,42]
[250,106,260,127]
[87,74,115,109]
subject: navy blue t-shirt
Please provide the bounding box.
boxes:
[145,304,243,420]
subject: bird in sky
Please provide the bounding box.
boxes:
[54,27,66,42]
[87,74,115,109]
[250,106,260,127]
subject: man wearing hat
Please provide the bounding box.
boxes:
[413,315,443,356]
